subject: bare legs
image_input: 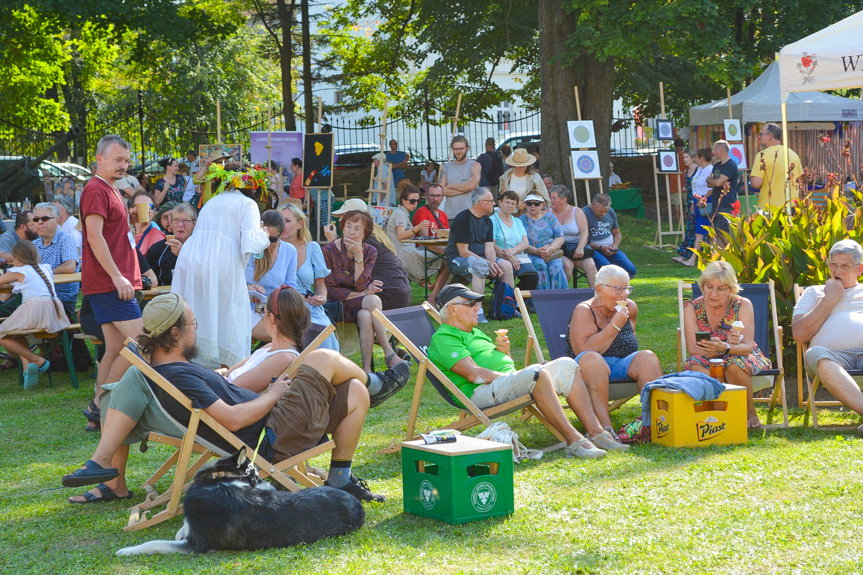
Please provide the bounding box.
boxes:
[579,350,663,429]
[0,335,47,370]
[88,317,143,430]
[356,295,399,372]
[531,369,600,447]
[817,359,863,415]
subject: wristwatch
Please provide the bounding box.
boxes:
[723,342,731,355]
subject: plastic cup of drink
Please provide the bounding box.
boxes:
[135,203,150,222]
[165,235,175,241]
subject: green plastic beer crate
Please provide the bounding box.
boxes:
[402,436,514,524]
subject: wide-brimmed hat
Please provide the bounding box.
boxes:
[437,283,485,309]
[332,198,369,215]
[505,148,537,167]
[205,149,230,162]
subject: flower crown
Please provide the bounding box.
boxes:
[202,161,269,196]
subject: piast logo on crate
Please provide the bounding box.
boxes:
[471,482,497,513]
[656,415,670,438]
[696,416,726,442]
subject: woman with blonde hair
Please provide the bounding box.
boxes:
[280,203,339,351]
[683,261,771,429]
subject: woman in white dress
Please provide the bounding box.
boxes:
[172,161,269,368]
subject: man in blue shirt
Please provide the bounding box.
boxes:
[32,202,79,318]
[385,139,408,186]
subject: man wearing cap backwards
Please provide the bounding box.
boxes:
[62,293,408,503]
[428,284,628,459]
[444,187,514,323]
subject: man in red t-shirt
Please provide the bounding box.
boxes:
[411,183,451,305]
[81,135,144,421]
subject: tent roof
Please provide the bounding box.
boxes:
[689,61,863,126]
[779,10,863,96]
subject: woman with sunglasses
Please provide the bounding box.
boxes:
[153,157,187,207]
[129,191,166,257]
[519,193,568,291]
[386,185,442,288]
[566,265,663,438]
[246,210,298,343]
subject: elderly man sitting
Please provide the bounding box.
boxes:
[428,284,629,458]
[62,293,409,504]
[145,202,197,286]
[444,187,514,322]
[793,239,863,433]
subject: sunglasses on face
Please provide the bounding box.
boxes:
[405,198,419,205]
[525,201,543,207]
[33,216,56,223]
[450,299,479,308]
[268,235,280,243]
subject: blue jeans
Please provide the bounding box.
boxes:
[592,249,637,278]
[575,350,640,379]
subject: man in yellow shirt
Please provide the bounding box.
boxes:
[749,123,802,210]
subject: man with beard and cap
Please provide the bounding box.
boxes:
[62,292,405,503]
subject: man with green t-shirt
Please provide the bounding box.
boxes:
[427,284,629,458]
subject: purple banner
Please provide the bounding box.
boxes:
[250,131,303,171]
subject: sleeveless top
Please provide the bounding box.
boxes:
[226,346,300,383]
[441,159,477,218]
[565,305,639,359]
[557,206,581,244]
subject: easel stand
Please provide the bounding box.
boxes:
[309,187,333,243]
[649,155,683,249]
[568,87,603,207]
[367,98,392,206]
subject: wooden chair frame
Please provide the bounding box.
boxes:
[373,304,566,454]
[676,280,789,428]
[119,324,337,531]
[793,284,863,428]
[514,288,639,413]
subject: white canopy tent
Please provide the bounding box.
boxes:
[690,61,863,126]
[779,10,863,99]
[777,10,863,208]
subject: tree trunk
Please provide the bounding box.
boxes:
[277,0,296,131]
[301,0,314,133]
[539,1,615,206]
[538,0,578,201]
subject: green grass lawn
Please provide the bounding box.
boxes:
[2,213,863,574]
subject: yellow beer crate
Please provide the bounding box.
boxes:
[651,384,747,447]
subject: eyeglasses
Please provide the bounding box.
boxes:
[828,261,857,272]
[452,146,467,152]
[32,216,56,223]
[190,319,198,330]
[759,132,769,136]
[172,218,195,225]
[450,299,479,308]
[427,194,443,199]
[479,199,494,204]
[405,198,419,205]
[702,284,730,294]
[600,284,634,295]
[268,235,280,243]
[525,201,543,207]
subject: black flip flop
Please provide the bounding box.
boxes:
[68,483,133,504]
[82,401,101,423]
[62,459,119,488]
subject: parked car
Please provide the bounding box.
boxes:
[333,144,380,169]
[0,155,87,204]
[495,132,541,154]
[55,162,92,179]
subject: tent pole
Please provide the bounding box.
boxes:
[781,101,791,214]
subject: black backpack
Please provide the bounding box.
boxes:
[487,279,517,321]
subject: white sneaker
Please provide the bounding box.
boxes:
[590,430,630,452]
[565,438,606,459]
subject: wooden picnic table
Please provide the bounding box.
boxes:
[402,237,448,301]
[142,284,172,300]
[0,272,81,293]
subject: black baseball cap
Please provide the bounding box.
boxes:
[437,283,484,308]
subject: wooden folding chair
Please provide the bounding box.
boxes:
[119,324,337,531]
[515,288,640,412]
[676,280,789,428]
[372,304,566,454]
[793,284,863,428]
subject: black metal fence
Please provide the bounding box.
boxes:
[0,102,646,170]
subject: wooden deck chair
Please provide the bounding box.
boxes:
[515,288,639,412]
[793,284,863,428]
[119,324,337,531]
[676,280,789,428]
[372,304,566,454]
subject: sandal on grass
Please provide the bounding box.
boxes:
[62,459,119,488]
[384,352,408,368]
[68,483,133,505]
[82,401,101,424]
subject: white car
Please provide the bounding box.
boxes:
[55,162,92,179]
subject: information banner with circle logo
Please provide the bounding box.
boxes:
[566,120,596,149]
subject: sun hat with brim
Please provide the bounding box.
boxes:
[332,198,369,215]
[143,293,186,337]
[505,147,537,167]
[205,149,230,162]
[524,194,545,203]
[437,283,485,309]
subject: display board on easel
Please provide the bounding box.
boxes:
[305,97,335,242]
[568,87,604,207]
[367,98,392,207]
[648,82,684,249]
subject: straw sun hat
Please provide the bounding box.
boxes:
[505,148,537,167]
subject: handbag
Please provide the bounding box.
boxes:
[322,301,343,324]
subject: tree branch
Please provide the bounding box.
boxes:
[385,0,417,84]
[252,0,282,52]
